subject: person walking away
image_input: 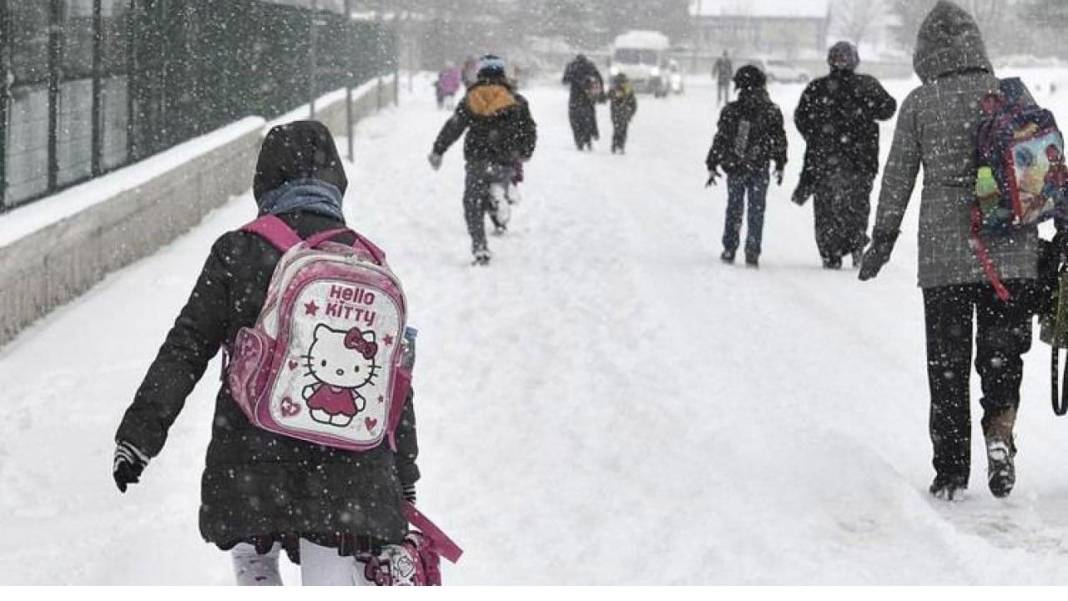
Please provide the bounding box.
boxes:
[858,1,1038,500]
[794,41,897,269]
[705,65,787,268]
[712,50,734,108]
[112,121,422,585]
[608,73,638,154]
[562,54,604,151]
[435,63,463,110]
[429,55,538,266]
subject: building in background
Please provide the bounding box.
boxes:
[690,0,831,60]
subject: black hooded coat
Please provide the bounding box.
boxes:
[114,121,420,560]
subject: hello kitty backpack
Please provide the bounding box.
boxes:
[225,215,412,452]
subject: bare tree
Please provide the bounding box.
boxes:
[832,0,885,47]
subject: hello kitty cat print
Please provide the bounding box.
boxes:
[301,324,379,428]
[268,279,402,446]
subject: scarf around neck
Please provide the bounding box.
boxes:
[256,178,345,222]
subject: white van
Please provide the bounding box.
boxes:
[609,30,671,97]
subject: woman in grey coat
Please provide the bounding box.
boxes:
[859,1,1037,501]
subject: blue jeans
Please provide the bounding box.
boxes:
[722,172,769,258]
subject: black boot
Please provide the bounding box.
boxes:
[929,474,968,501]
[721,250,736,264]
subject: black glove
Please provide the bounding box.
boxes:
[773,165,784,186]
[858,230,899,282]
[113,440,149,493]
[705,167,721,187]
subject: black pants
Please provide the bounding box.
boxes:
[812,170,874,261]
[612,117,630,152]
[569,101,598,149]
[923,281,1033,485]
[463,162,514,253]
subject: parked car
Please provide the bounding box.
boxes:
[745,58,811,84]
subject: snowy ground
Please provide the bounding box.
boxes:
[5,72,1068,584]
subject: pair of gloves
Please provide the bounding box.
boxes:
[112,440,419,503]
[705,165,785,187]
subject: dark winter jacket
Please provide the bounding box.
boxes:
[706,88,788,177]
[609,82,638,126]
[562,56,604,107]
[115,122,419,555]
[795,69,897,177]
[432,78,537,166]
[870,0,1039,288]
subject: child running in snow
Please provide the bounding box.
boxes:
[608,73,638,154]
[113,121,421,585]
[428,55,537,266]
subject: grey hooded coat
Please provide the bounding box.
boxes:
[871,1,1039,289]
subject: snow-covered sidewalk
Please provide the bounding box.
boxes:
[4,75,1068,584]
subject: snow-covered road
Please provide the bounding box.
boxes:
[4,74,1068,584]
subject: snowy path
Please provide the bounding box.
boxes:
[4,75,1068,584]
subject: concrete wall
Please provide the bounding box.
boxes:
[0,75,399,348]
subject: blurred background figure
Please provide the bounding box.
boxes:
[608,73,638,154]
[435,62,463,110]
[712,50,734,108]
[562,54,605,151]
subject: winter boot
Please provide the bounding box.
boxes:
[472,246,492,267]
[822,256,842,270]
[929,474,967,501]
[721,250,736,264]
[745,254,759,269]
[982,406,1017,498]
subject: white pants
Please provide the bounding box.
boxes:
[231,539,373,586]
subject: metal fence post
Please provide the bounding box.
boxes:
[91,0,103,176]
[125,0,136,162]
[344,0,353,162]
[309,0,317,119]
[0,0,9,209]
[47,0,63,191]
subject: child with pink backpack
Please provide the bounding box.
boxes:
[113,121,459,585]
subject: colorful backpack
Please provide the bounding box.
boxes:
[973,77,1068,299]
[226,215,412,452]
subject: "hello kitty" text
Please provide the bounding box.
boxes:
[326,285,377,326]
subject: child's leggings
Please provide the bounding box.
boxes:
[231,539,373,586]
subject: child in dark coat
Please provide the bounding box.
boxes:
[705,65,788,268]
[113,121,420,585]
[608,73,638,154]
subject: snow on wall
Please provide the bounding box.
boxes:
[0,78,399,348]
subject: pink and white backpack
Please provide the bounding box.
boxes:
[226,215,411,452]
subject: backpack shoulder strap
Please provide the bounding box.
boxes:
[241,215,302,252]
